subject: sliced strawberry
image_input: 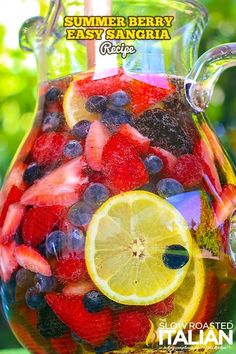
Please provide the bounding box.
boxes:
[0,185,24,227]
[194,139,222,195]
[75,71,124,97]
[128,77,175,116]
[15,245,52,276]
[55,257,88,283]
[21,156,88,207]
[144,294,174,316]
[63,280,96,296]
[117,124,150,154]
[149,146,177,176]
[192,271,219,328]
[174,154,203,188]
[85,120,111,171]
[102,133,148,193]
[0,241,18,282]
[0,203,25,244]
[213,184,236,227]
[22,206,64,247]
[32,132,68,166]
[46,293,112,346]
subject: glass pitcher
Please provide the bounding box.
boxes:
[1,0,236,353]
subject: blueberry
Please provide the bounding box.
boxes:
[45,87,62,102]
[46,230,66,257]
[109,90,130,107]
[83,183,109,208]
[35,274,57,292]
[64,140,83,158]
[38,242,50,258]
[95,338,119,353]
[140,182,155,193]
[102,108,133,131]
[144,155,163,175]
[72,120,91,139]
[68,202,93,227]
[25,286,46,310]
[42,112,62,132]
[16,269,34,288]
[23,162,42,185]
[156,178,184,198]
[85,95,108,113]
[37,304,68,339]
[162,244,190,269]
[83,290,107,313]
[67,228,85,251]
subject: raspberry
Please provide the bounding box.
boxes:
[114,310,151,347]
[102,134,149,193]
[33,132,68,166]
[175,154,203,188]
[145,295,175,316]
[55,257,88,283]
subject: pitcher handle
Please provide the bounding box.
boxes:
[185,43,236,112]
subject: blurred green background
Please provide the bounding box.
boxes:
[0,0,236,351]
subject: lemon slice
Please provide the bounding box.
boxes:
[63,81,100,129]
[85,191,192,305]
[154,239,205,339]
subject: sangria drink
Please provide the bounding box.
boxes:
[0,69,236,354]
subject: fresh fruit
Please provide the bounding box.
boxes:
[46,293,113,346]
[85,191,192,305]
[83,183,109,208]
[0,185,24,227]
[175,154,203,188]
[102,108,133,132]
[213,184,236,227]
[15,245,52,276]
[0,203,25,244]
[194,139,222,195]
[35,274,57,292]
[0,241,18,282]
[83,290,107,313]
[64,140,83,158]
[68,202,93,227]
[191,271,219,326]
[72,120,91,139]
[149,146,177,176]
[85,120,111,171]
[22,206,64,247]
[144,294,174,317]
[66,228,85,253]
[162,244,190,269]
[45,87,62,102]
[109,90,130,107]
[63,280,96,296]
[51,333,78,354]
[37,304,68,339]
[114,310,151,347]
[154,240,205,341]
[135,109,192,155]
[21,156,88,207]
[42,112,62,132]
[63,82,100,129]
[55,257,88,283]
[144,155,163,175]
[46,230,66,257]
[23,162,42,185]
[86,95,108,113]
[102,134,149,193]
[117,124,150,154]
[25,286,46,310]
[16,269,35,288]
[33,132,68,166]
[156,178,184,198]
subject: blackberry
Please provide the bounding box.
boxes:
[37,304,68,339]
[134,108,192,156]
